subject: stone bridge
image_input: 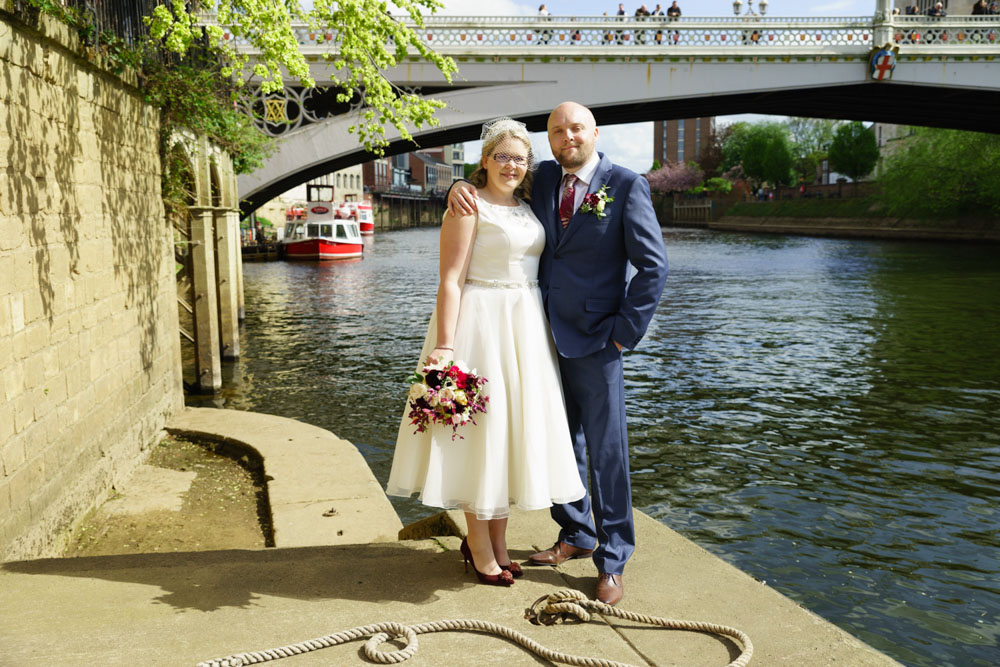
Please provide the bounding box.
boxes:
[201,3,1000,213]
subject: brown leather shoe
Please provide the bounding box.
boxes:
[527,541,595,566]
[596,573,624,606]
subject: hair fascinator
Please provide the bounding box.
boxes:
[480,116,534,167]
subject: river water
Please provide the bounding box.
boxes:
[196,226,999,667]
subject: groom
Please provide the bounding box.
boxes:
[449,102,667,605]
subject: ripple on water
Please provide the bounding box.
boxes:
[192,227,1000,667]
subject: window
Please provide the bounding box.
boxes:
[284,223,295,237]
[336,224,348,240]
[320,224,332,237]
[308,224,319,237]
[695,119,701,160]
[677,121,685,163]
[662,121,668,161]
[336,174,341,187]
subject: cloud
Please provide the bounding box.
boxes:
[464,121,653,175]
[595,122,653,174]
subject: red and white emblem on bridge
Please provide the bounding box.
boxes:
[868,43,900,82]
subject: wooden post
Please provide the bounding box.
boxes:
[189,208,222,392]
[214,209,240,358]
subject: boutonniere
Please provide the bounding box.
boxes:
[579,184,614,219]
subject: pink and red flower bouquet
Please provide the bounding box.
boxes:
[407,359,489,439]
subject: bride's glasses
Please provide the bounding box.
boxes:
[491,152,528,167]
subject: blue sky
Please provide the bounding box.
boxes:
[432,0,883,171]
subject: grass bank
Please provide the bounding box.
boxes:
[716,197,999,241]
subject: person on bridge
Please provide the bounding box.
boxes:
[972,0,989,14]
[387,118,586,588]
[447,103,669,606]
[927,2,947,17]
[667,1,681,19]
[537,4,552,45]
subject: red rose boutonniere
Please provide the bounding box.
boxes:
[579,184,614,219]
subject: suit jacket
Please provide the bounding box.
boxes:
[531,153,668,358]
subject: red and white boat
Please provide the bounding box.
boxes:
[356,202,374,235]
[281,185,363,261]
[334,200,375,236]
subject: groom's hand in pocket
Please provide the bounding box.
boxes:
[448,180,478,217]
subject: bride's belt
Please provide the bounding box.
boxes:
[465,277,539,290]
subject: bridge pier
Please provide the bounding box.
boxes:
[214,209,241,359]
[189,208,223,392]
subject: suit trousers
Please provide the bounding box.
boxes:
[552,342,634,575]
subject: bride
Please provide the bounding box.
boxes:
[386,118,585,587]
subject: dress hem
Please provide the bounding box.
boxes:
[386,486,585,521]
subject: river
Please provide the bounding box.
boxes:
[195,226,1000,667]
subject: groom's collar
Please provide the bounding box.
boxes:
[560,151,601,188]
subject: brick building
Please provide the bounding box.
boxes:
[653,117,715,167]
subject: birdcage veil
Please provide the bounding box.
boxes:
[480,117,534,166]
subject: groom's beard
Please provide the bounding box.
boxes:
[554,144,593,170]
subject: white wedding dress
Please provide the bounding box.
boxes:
[386,198,586,519]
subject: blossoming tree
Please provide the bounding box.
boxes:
[148,0,458,155]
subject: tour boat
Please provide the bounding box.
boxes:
[356,202,374,236]
[281,185,363,261]
[333,200,375,236]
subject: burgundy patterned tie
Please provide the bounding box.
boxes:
[559,173,577,228]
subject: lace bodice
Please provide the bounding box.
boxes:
[465,198,545,285]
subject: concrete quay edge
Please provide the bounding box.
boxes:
[0,408,903,666]
[165,407,403,547]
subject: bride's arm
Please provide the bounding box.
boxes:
[429,208,477,363]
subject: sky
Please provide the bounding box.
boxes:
[428,0,884,172]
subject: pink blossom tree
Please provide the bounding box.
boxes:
[645,161,704,194]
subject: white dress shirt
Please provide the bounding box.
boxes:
[560,151,601,213]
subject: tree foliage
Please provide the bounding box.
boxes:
[697,126,725,178]
[741,123,794,187]
[645,161,704,194]
[784,117,839,158]
[879,128,1000,218]
[720,122,751,172]
[720,121,794,186]
[828,121,879,184]
[785,117,839,184]
[147,0,458,155]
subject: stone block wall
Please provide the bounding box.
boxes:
[0,7,183,560]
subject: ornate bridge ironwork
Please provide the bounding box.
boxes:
[204,13,1000,138]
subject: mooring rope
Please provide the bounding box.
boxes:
[197,588,753,667]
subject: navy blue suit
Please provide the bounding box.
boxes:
[531,153,667,574]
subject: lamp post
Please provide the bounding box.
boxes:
[733,0,769,16]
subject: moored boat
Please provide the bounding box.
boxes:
[281,185,363,261]
[356,202,374,235]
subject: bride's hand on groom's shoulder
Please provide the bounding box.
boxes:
[448,180,478,217]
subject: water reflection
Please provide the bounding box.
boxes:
[194,227,1000,667]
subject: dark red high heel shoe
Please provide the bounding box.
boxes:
[460,538,514,587]
[499,562,523,578]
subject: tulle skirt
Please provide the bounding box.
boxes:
[386,284,586,519]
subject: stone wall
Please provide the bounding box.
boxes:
[0,7,183,560]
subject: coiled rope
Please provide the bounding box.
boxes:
[197,588,753,667]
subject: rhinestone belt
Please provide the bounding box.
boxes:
[465,277,539,290]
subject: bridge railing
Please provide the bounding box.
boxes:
[200,15,1000,55]
[889,16,1000,47]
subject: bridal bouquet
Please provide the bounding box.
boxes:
[407,359,489,439]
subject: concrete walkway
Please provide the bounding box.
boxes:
[0,409,901,666]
